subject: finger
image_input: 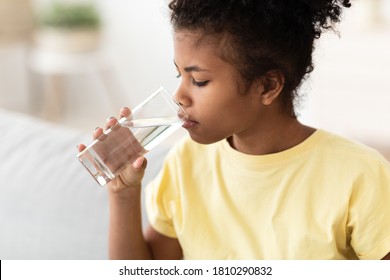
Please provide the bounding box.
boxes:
[93,127,104,139]
[119,107,131,119]
[105,117,117,130]
[77,144,86,152]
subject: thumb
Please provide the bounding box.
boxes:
[132,156,147,170]
[112,156,148,190]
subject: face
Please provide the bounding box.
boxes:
[174,31,263,144]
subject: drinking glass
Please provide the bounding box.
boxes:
[77,87,186,186]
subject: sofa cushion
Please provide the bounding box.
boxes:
[0,109,109,259]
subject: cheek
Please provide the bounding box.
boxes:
[219,94,257,119]
[188,98,257,144]
[204,98,256,132]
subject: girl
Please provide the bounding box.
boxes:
[78,0,390,259]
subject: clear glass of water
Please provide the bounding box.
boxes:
[77,87,187,186]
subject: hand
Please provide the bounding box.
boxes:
[77,107,148,193]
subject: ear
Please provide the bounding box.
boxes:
[257,70,285,106]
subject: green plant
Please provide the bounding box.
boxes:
[37,2,101,30]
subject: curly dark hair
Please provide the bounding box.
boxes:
[168,0,352,116]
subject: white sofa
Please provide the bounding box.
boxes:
[0,108,174,259]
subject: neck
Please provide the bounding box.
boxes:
[228,114,315,155]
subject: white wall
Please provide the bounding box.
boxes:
[99,0,177,106]
[0,45,31,112]
[299,1,390,153]
[39,0,177,106]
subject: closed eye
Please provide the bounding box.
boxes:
[192,79,209,87]
[176,73,209,87]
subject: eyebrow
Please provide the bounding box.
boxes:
[174,61,209,73]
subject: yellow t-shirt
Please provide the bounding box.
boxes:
[145,129,390,259]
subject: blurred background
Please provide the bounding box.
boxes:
[0,0,177,130]
[0,0,390,156]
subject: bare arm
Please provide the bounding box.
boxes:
[108,185,182,259]
[108,183,151,259]
[144,225,183,259]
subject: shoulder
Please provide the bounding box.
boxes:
[315,130,390,177]
[317,130,388,161]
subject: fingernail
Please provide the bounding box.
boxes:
[133,157,144,169]
[106,116,115,122]
[76,144,79,149]
[95,127,100,131]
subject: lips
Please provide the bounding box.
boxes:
[182,118,197,129]
[178,109,197,129]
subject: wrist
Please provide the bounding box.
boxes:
[108,182,141,200]
[108,181,141,193]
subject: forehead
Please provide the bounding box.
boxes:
[173,31,229,69]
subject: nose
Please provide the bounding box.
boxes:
[173,83,191,108]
